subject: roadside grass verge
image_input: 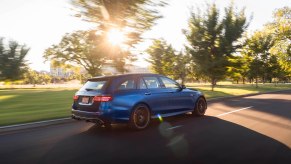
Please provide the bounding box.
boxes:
[187,83,291,99]
[0,84,290,126]
[0,88,77,126]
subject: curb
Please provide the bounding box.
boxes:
[0,89,290,134]
[0,118,72,135]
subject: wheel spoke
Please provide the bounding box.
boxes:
[133,106,149,129]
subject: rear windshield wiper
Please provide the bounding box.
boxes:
[85,88,94,91]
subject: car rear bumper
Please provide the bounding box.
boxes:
[71,109,108,124]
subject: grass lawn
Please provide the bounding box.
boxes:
[0,88,77,126]
[187,83,291,99]
[0,84,290,126]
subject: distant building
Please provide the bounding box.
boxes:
[50,62,77,78]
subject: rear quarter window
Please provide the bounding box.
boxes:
[117,79,136,90]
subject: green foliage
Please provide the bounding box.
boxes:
[23,69,52,85]
[44,30,132,76]
[227,55,245,83]
[0,38,29,81]
[184,3,248,90]
[45,1,165,76]
[71,0,166,46]
[147,39,191,84]
[172,52,192,85]
[242,31,285,87]
[267,7,291,78]
[146,39,167,74]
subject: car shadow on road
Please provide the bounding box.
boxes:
[40,115,291,164]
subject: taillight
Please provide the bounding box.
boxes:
[93,96,112,102]
[73,95,79,101]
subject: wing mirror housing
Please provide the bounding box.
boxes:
[181,84,186,90]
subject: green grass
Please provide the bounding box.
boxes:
[0,88,77,126]
[187,83,291,99]
[0,84,290,126]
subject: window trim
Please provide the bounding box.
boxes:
[138,77,148,89]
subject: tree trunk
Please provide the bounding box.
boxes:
[211,78,216,91]
[255,76,258,88]
[181,77,185,85]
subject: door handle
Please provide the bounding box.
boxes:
[144,92,151,95]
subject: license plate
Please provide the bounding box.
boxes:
[81,97,89,104]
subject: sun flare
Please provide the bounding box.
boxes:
[107,29,125,46]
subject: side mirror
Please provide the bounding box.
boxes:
[181,84,186,90]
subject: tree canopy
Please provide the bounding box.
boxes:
[147,39,191,84]
[0,38,29,81]
[267,7,291,79]
[71,0,166,46]
[44,0,166,77]
[44,30,133,76]
[184,3,248,90]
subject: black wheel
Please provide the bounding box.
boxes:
[193,97,207,116]
[129,104,151,130]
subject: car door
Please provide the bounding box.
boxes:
[159,76,194,112]
[140,75,172,115]
[111,77,140,119]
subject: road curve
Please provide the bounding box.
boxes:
[0,90,291,164]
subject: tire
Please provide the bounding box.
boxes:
[193,97,207,116]
[129,104,151,130]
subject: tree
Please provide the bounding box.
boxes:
[146,39,170,75]
[267,7,291,81]
[267,55,284,85]
[23,70,52,85]
[0,38,29,81]
[243,31,275,87]
[184,3,248,90]
[172,52,191,85]
[23,69,39,85]
[147,39,191,84]
[44,30,133,76]
[45,1,165,76]
[71,0,166,46]
[227,56,244,84]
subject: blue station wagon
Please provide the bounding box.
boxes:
[72,73,207,130]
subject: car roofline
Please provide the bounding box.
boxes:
[88,73,161,81]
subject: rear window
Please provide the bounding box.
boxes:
[80,80,107,91]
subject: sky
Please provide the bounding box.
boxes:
[0,0,290,71]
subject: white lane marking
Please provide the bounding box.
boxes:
[167,125,183,130]
[0,118,71,129]
[216,106,253,117]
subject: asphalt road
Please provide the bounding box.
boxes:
[0,90,291,164]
